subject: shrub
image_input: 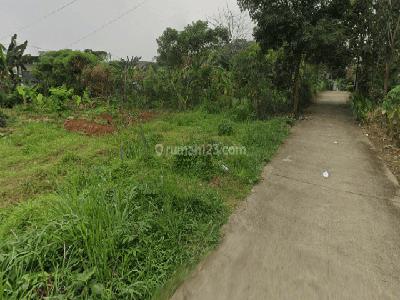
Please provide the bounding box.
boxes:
[299,81,313,108]
[384,106,400,143]
[231,43,291,117]
[383,85,400,109]
[82,63,113,98]
[173,145,217,180]
[256,85,290,118]
[218,120,234,136]
[26,86,73,113]
[141,62,235,110]
[0,111,8,128]
[229,98,255,121]
[203,95,233,114]
[0,91,8,108]
[351,93,374,121]
[26,85,87,113]
[350,87,399,144]
[15,85,38,105]
[382,86,400,144]
[33,50,100,93]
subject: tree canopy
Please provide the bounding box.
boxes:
[238,0,351,113]
[156,20,230,67]
[33,49,100,93]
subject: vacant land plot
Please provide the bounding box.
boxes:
[0,107,290,299]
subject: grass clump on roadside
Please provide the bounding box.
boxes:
[0,109,290,299]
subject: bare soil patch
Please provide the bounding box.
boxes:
[139,111,158,122]
[209,176,222,188]
[64,119,115,136]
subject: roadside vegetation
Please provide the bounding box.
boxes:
[344,1,400,181]
[0,21,308,300]
[0,106,290,299]
[346,1,400,144]
[0,1,368,299]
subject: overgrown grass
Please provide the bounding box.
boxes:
[0,108,290,299]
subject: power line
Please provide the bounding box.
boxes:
[28,44,53,52]
[0,0,80,40]
[0,36,52,53]
[65,0,149,48]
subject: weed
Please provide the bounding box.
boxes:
[0,111,7,128]
[218,120,234,136]
[0,109,290,299]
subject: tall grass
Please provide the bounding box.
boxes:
[0,110,290,299]
[0,170,226,299]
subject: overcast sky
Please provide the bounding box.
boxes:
[1,0,252,60]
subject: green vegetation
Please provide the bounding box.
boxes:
[0,108,290,299]
[0,111,7,128]
[0,34,29,90]
[33,49,100,93]
[1,20,324,116]
[238,0,350,113]
[218,120,234,136]
[351,85,400,145]
[0,6,337,299]
[347,0,400,142]
[156,20,230,67]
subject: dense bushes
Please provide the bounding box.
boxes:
[82,63,113,98]
[1,21,324,118]
[351,93,374,121]
[33,50,100,93]
[140,57,234,110]
[351,85,400,144]
[231,44,290,118]
[136,42,301,118]
[10,85,90,113]
[382,86,400,143]
[0,89,23,108]
[383,85,400,108]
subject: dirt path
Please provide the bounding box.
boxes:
[172,91,400,300]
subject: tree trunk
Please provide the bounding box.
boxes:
[384,59,390,95]
[292,57,302,116]
[354,55,360,93]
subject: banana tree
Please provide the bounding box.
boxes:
[0,34,28,90]
[6,34,28,84]
[0,43,6,85]
[0,43,5,67]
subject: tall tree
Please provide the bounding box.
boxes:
[347,0,400,98]
[377,0,400,94]
[238,0,351,114]
[157,21,229,67]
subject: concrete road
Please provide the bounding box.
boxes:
[172,91,400,300]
